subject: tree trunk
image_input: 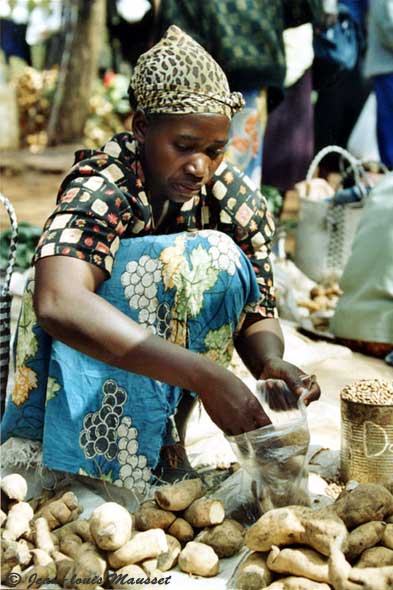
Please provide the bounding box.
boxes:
[48,0,106,145]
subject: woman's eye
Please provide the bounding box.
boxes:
[208,149,224,158]
[175,144,191,152]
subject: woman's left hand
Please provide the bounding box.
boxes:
[259,357,321,410]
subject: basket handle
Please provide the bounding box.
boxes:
[306,145,363,183]
[0,193,18,298]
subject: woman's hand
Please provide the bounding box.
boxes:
[198,368,271,436]
[259,357,321,410]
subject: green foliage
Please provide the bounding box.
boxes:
[261,184,283,217]
[0,222,42,271]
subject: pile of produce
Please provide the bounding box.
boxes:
[15,66,58,152]
[341,379,393,405]
[83,72,130,150]
[2,473,393,589]
[0,475,245,588]
[14,67,130,152]
[297,281,343,332]
[234,482,393,589]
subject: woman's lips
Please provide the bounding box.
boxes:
[173,182,202,195]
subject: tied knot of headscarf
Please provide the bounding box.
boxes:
[129,25,244,119]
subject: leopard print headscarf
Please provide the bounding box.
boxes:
[129,25,244,119]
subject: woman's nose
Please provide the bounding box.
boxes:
[184,155,208,178]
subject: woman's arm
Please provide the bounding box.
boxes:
[34,256,271,435]
[235,314,321,405]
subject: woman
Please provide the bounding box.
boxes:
[2,27,320,490]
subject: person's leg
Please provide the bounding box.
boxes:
[262,70,314,193]
[150,230,264,481]
[374,73,393,169]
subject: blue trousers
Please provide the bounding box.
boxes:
[374,73,393,169]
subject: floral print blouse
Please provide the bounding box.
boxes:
[34,132,277,317]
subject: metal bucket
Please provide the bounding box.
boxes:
[340,398,393,484]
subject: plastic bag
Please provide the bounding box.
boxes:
[347,93,380,162]
[226,380,311,519]
[210,468,261,525]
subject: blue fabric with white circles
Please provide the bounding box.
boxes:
[1,231,261,491]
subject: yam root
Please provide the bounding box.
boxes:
[0,508,6,526]
[90,502,132,551]
[245,505,347,556]
[196,519,244,558]
[156,534,181,571]
[267,545,329,583]
[167,517,194,543]
[383,524,393,550]
[178,541,219,577]
[53,519,93,543]
[355,545,393,568]
[310,286,326,298]
[313,295,330,310]
[134,503,176,531]
[329,539,354,590]
[31,547,56,570]
[3,501,34,541]
[52,550,74,585]
[141,558,158,576]
[65,543,107,590]
[154,478,204,512]
[233,551,272,590]
[15,549,57,589]
[59,534,84,559]
[297,300,320,313]
[1,474,28,502]
[347,565,393,590]
[16,562,56,589]
[333,484,393,529]
[108,529,168,569]
[264,578,331,590]
[33,517,55,554]
[1,539,32,582]
[344,521,386,561]
[34,491,80,529]
[183,497,225,528]
[385,481,393,495]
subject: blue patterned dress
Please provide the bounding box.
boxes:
[1,134,276,493]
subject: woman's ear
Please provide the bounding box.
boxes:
[132,110,149,144]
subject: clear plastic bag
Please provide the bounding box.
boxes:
[225,379,311,520]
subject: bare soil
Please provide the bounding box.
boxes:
[0,144,80,230]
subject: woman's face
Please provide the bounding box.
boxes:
[133,112,231,204]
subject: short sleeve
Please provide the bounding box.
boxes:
[34,157,133,276]
[208,161,278,318]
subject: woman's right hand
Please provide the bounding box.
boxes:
[198,368,271,436]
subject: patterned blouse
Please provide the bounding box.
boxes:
[34,132,277,317]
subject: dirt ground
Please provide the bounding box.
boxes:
[0,145,80,230]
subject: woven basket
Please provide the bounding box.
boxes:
[0,194,18,417]
[294,146,366,283]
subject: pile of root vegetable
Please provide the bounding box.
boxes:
[297,282,343,332]
[2,474,393,590]
[238,481,393,590]
[1,475,244,589]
